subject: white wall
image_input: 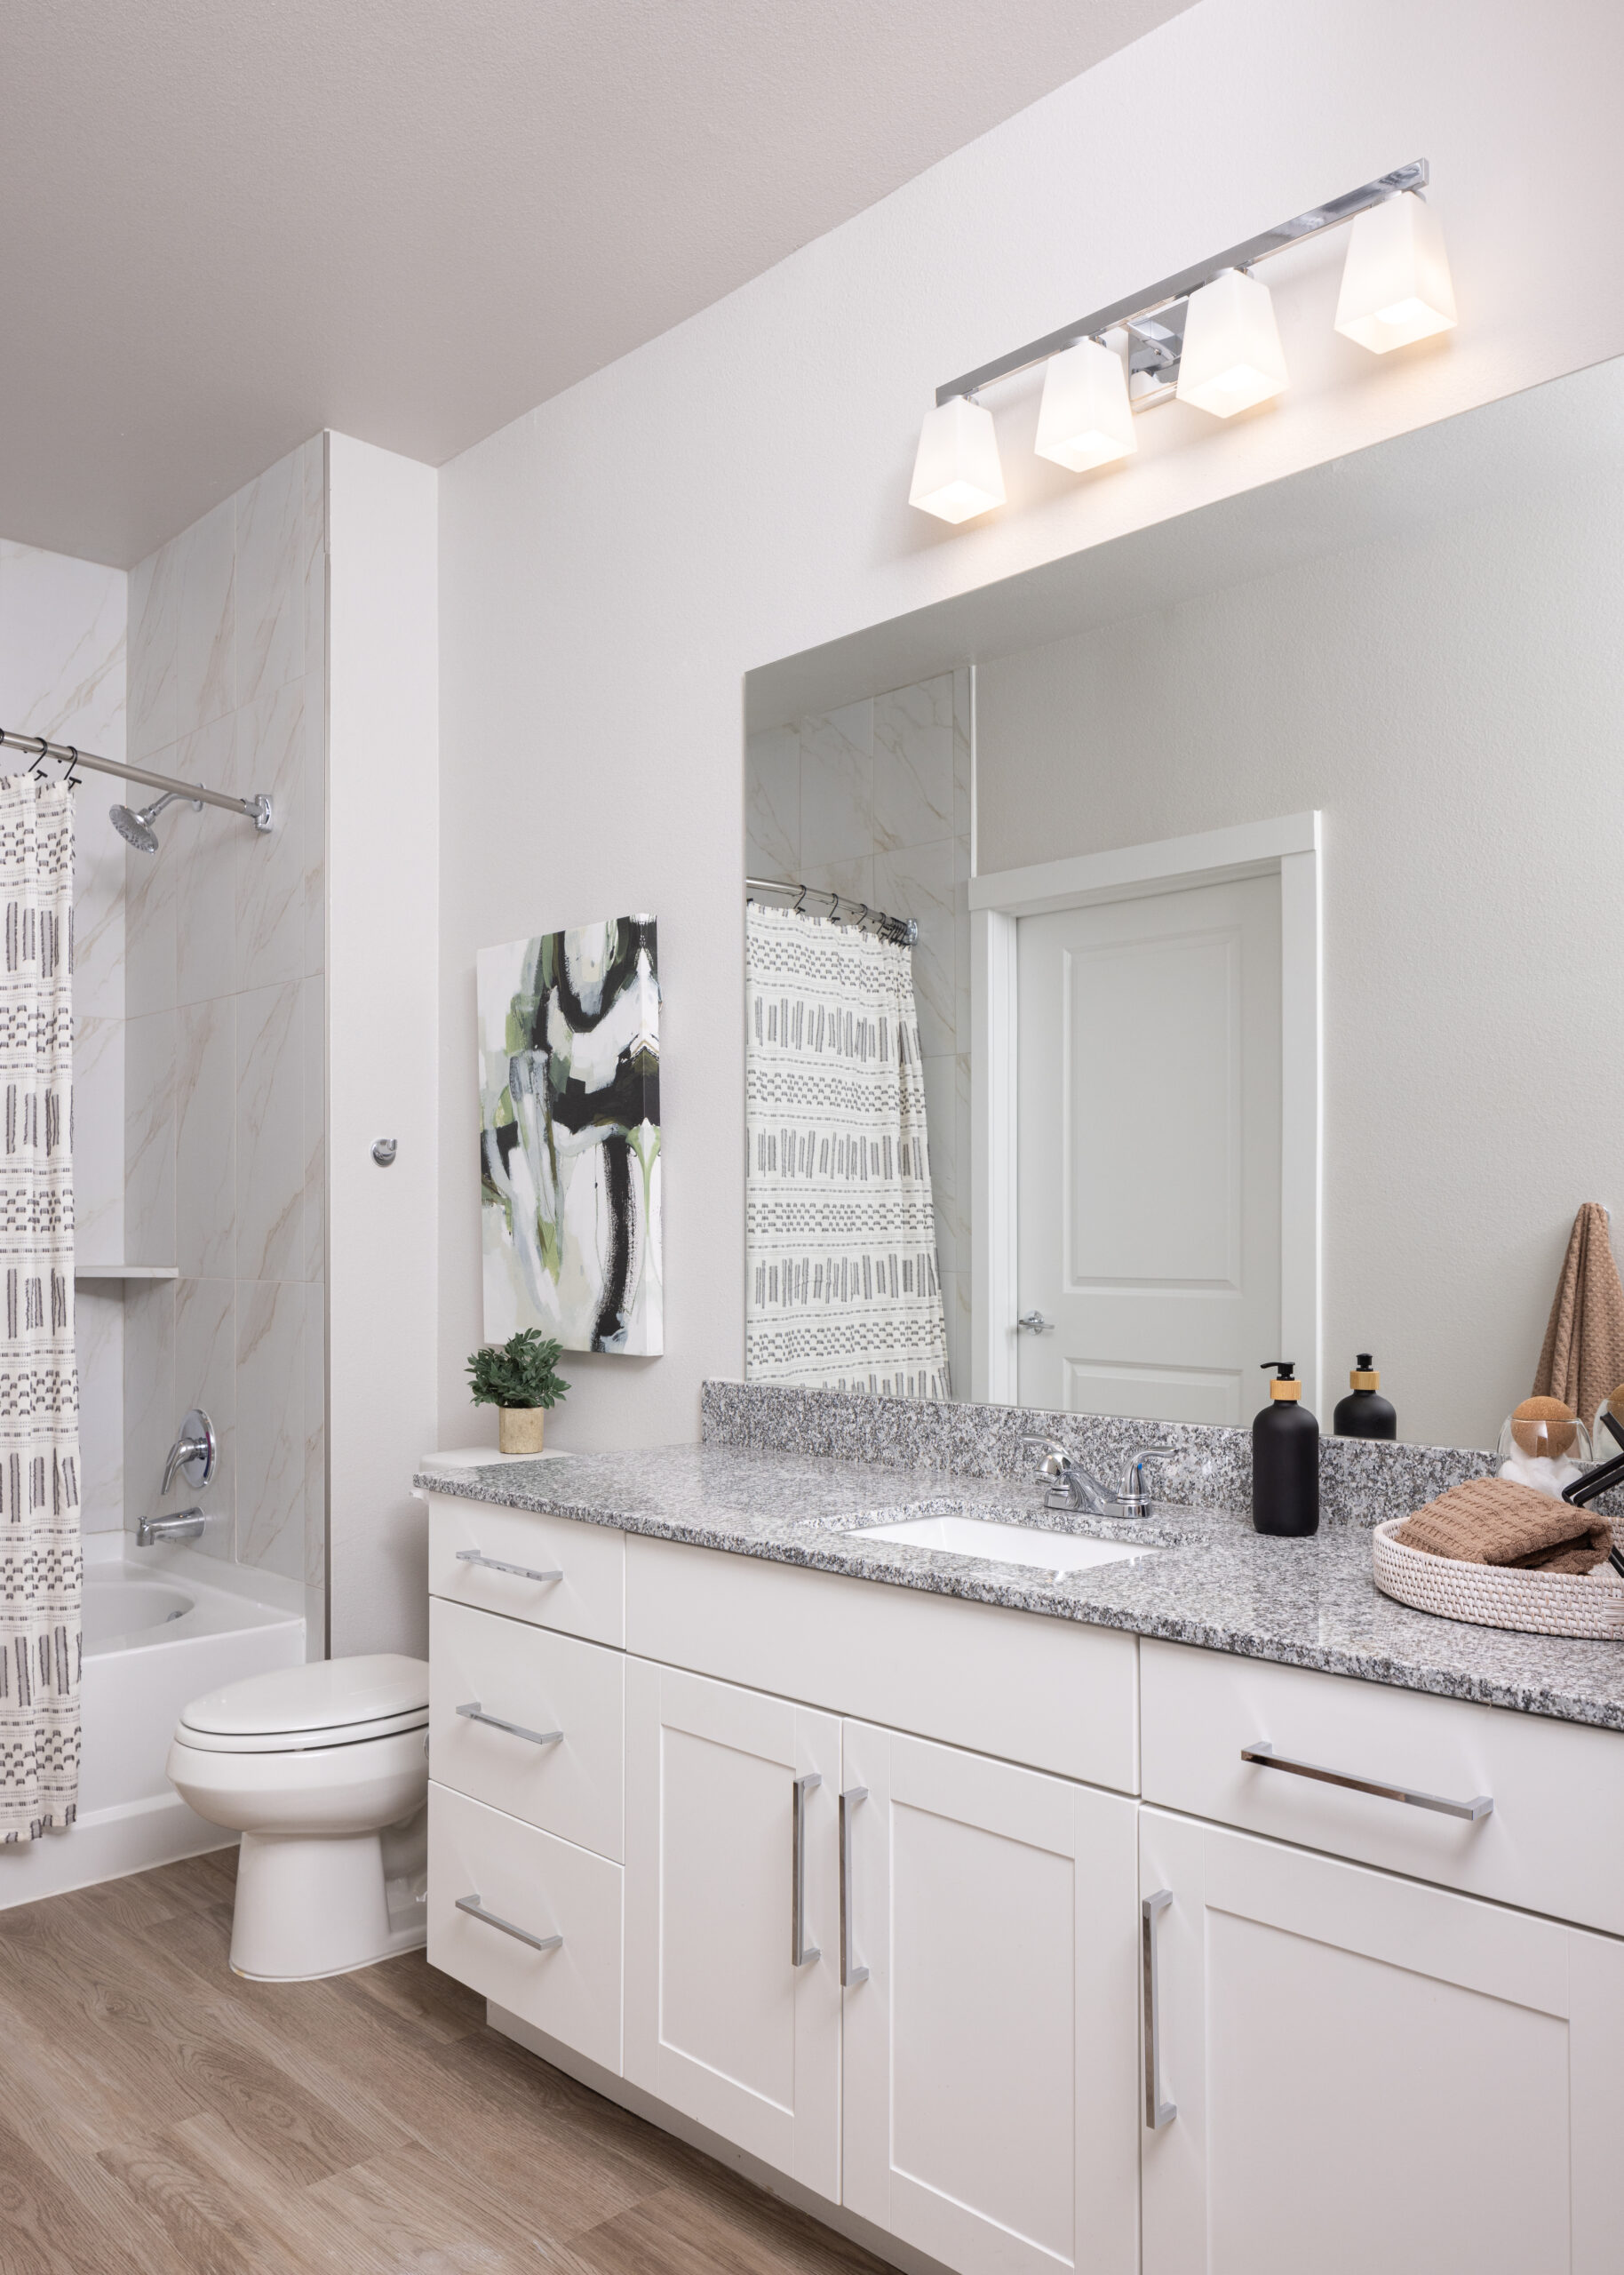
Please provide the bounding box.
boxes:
[327,435,439,1657]
[0,539,127,1529]
[437,0,1624,1449]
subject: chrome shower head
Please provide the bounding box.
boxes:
[109,790,182,854]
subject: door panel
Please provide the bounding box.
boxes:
[1018,874,1280,1419]
[842,1721,1139,2275]
[1140,1805,1624,2275]
[624,1657,841,2201]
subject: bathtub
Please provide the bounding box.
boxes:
[1,1536,306,1908]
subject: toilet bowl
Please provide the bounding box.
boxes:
[168,1654,430,1982]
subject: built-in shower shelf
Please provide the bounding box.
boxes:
[75,1265,179,1281]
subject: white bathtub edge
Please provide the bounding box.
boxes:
[0,1790,233,1911]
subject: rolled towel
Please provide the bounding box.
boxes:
[1396,1475,1612,1575]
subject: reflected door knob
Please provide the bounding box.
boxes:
[1016,1311,1054,1333]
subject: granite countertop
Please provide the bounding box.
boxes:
[414,1442,1624,1735]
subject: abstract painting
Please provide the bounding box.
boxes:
[478,914,662,1354]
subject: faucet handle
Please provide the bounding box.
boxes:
[1020,1433,1071,1478]
[1119,1446,1178,1500]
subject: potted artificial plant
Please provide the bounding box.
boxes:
[466,1328,569,1455]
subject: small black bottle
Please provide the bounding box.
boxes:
[1252,1361,1319,1537]
[1333,1353,1397,1441]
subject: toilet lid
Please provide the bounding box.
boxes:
[180,1653,429,1739]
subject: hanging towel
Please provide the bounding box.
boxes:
[745,901,951,1399]
[1395,1476,1611,1575]
[1532,1202,1624,1425]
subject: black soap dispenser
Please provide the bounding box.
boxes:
[1253,1361,1319,1537]
[1333,1353,1397,1441]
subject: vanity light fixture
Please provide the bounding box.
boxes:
[910,160,1449,522]
[1034,336,1137,471]
[1333,189,1457,353]
[908,395,1007,523]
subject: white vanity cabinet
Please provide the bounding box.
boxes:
[1137,1806,1624,2275]
[841,1720,1139,2275]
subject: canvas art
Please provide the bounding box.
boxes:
[478,914,662,1354]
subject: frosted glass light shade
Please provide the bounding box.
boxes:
[1176,268,1289,418]
[1034,338,1136,473]
[909,396,1006,523]
[1334,191,1457,353]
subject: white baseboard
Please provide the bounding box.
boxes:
[488,2003,952,2275]
[0,1789,233,1911]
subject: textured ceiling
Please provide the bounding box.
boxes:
[2,0,1194,565]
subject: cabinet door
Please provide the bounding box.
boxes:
[1140,1806,1624,2275]
[624,1657,841,2201]
[842,1720,1140,2275]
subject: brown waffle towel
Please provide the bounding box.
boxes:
[1396,1476,1612,1575]
[1533,1202,1624,1425]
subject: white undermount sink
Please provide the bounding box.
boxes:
[857,1512,1161,1574]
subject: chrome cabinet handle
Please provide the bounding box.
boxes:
[1240,1741,1493,1823]
[456,1700,563,1747]
[456,1548,562,1584]
[791,1770,822,1967]
[455,1893,562,1952]
[840,1785,869,1987]
[1142,1888,1175,2131]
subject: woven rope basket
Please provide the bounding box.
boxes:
[1373,1518,1624,1640]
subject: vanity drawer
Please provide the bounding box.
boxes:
[1141,1640,1624,1936]
[426,1494,624,1647]
[427,1782,623,2074]
[429,1600,625,1861]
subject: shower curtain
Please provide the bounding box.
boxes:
[0,778,80,1842]
[746,900,951,1397]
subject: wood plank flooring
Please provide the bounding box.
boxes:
[0,1849,893,2275]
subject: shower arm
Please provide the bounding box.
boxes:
[0,728,274,832]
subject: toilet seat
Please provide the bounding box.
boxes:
[178,1652,428,1753]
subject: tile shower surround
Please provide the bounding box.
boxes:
[123,437,326,1591]
[746,672,972,1392]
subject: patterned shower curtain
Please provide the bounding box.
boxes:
[746,901,951,1397]
[0,778,80,1842]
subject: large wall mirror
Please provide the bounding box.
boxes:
[743,355,1624,1454]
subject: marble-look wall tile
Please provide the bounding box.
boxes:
[304,1280,325,1592]
[128,540,180,762]
[876,840,956,1059]
[174,1275,235,1563]
[801,855,873,913]
[303,971,324,1282]
[175,998,236,1281]
[745,725,799,883]
[920,1054,959,1279]
[236,1279,304,1580]
[124,825,178,1018]
[172,714,239,1007]
[235,980,303,1283]
[800,700,873,869]
[236,446,304,706]
[938,1270,971,1404]
[236,677,306,992]
[875,675,954,852]
[123,1010,175,1267]
[74,806,127,1026]
[953,667,974,862]
[123,1279,176,1537]
[75,1013,125,1266]
[177,499,236,738]
[303,435,326,687]
[0,541,125,754]
[303,666,325,978]
[76,1288,124,1534]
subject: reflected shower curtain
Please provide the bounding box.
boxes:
[746,901,951,1397]
[0,778,80,1841]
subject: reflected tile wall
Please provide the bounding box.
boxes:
[745,667,975,1396]
[122,437,326,1585]
[76,1289,124,1534]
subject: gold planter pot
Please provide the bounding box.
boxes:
[498,1407,547,1456]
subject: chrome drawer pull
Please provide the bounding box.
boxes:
[456,1701,563,1748]
[792,1770,822,1967]
[1142,1888,1175,2131]
[1241,1741,1493,1822]
[455,1894,562,1952]
[840,1785,869,1988]
[456,1548,563,1584]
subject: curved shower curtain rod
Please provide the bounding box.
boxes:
[0,727,273,834]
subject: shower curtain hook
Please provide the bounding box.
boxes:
[62,746,81,788]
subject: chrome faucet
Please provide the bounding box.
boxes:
[138,1508,206,1547]
[1021,1435,1118,1517]
[1118,1446,1178,1518]
[161,1409,217,1495]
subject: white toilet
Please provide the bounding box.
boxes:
[167,1655,431,1982]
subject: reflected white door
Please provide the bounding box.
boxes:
[1016,875,1281,1424]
